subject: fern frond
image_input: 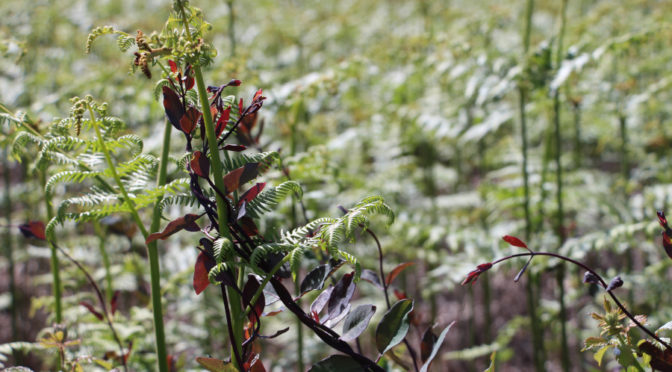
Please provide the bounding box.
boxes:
[213,237,235,262]
[249,243,295,271]
[289,246,305,281]
[337,250,361,281]
[12,131,43,158]
[222,151,280,173]
[245,181,302,219]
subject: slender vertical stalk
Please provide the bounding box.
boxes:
[619,114,628,183]
[41,170,63,324]
[93,221,113,301]
[146,118,173,372]
[519,0,545,370]
[89,106,169,372]
[553,1,570,370]
[226,0,236,57]
[3,147,18,346]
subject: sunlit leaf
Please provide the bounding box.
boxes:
[340,304,376,342]
[196,357,237,372]
[18,221,46,240]
[146,213,201,244]
[193,252,216,295]
[386,262,414,286]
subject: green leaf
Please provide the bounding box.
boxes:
[483,351,496,372]
[308,355,363,372]
[419,321,455,372]
[594,345,612,366]
[196,356,237,372]
[375,299,414,355]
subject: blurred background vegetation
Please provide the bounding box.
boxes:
[2,0,672,370]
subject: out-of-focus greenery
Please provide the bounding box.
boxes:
[3,0,672,370]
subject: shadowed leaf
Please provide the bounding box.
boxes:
[242,274,265,323]
[238,183,266,206]
[420,327,438,362]
[308,355,362,372]
[190,151,209,178]
[180,106,200,134]
[419,321,455,372]
[216,107,231,138]
[301,264,328,294]
[162,86,185,131]
[327,272,356,322]
[375,299,414,355]
[196,357,236,372]
[360,269,383,290]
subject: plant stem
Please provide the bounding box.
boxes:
[226,0,236,57]
[93,222,113,301]
[519,0,545,368]
[41,170,63,324]
[146,117,173,372]
[553,0,570,370]
[3,146,18,346]
[490,252,672,351]
[56,245,128,372]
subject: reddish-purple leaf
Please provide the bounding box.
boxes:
[419,322,455,372]
[239,216,259,237]
[216,107,231,138]
[502,235,528,250]
[110,290,120,315]
[223,144,246,152]
[180,106,201,134]
[242,275,265,324]
[222,163,259,194]
[420,327,438,362]
[162,86,185,131]
[238,98,244,114]
[360,269,383,290]
[386,262,415,286]
[168,60,178,73]
[79,301,103,320]
[193,252,216,295]
[184,76,195,91]
[190,151,209,178]
[310,286,334,322]
[340,304,376,342]
[18,221,46,240]
[145,213,201,244]
[238,183,266,206]
[253,89,263,101]
[327,272,356,322]
[663,232,672,259]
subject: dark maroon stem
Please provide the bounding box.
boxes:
[492,251,672,351]
[220,283,245,370]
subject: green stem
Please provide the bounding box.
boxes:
[553,1,570,371]
[41,170,63,324]
[93,222,113,301]
[145,116,172,372]
[226,0,236,57]
[519,0,545,369]
[3,146,18,345]
[89,105,169,372]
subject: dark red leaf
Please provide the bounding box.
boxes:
[184,76,195,91]
[215,107,231,138]
[124,341,133,363]
[658,211,669,228]
[162,86,185,131]
[327,272,356,322]
[190,151,209,178]
[393,289,407,300]
[223,144,246,152]
[145,213,202,244]
[79,301,103,320]
[193,252,216,295]
[230,79,242,87]
[180,106,201,134]
[502,235,528,249]
[386,262,415,286]
[238,98,244,114]
[168,60,178,73]
[253,89,263,101]
[18,221,46,240]
[663,232,672,259]
[110,290,120,315]
[238,216,259,237]
[241,275,265,324]
[238,183,266,206]
[420,327,438,363]
[461,262,493,285]
[222,163,260,194]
